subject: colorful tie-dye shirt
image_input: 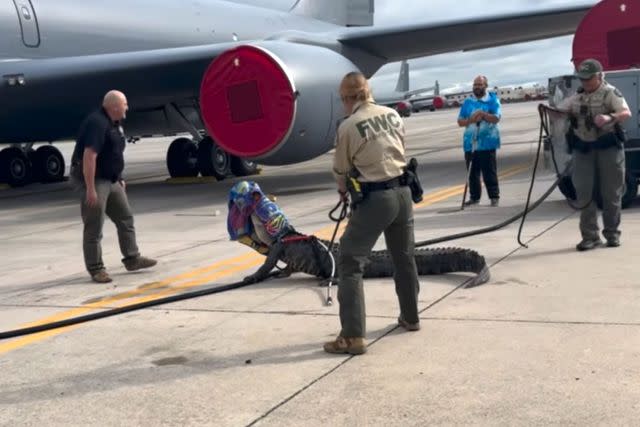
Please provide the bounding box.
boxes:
[226,181,291,241]
[458,92,502,152]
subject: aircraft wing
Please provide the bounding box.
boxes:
[3,42,238,111]
[403,86,437,99]
[338,3,595,62]
[1,42,244,142]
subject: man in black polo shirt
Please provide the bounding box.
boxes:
[71,90,156,283]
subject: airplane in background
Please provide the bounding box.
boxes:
[373,60,440,117]
[0,0,596,187]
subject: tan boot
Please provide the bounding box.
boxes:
[123,256,157,272]
[323,336,367,355]
[91,270,112,283]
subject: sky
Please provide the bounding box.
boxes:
[235,0,597,94]
[370,0,596,94]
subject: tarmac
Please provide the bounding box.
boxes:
[0,102,638,426]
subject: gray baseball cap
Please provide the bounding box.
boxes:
[575,58,603,79]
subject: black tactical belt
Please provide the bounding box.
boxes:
[361,176,406,192]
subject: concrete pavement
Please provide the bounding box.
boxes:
[0,102,638,426]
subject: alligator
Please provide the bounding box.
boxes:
[242,233,490,288]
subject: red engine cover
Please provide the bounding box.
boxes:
[199,45,295,158]
[432,96,444,109]
[572,0,640,71]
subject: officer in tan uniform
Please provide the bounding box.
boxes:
[557,59,632,250]
[323,72,420,355]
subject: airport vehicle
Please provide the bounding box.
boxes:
[0,0,594,186]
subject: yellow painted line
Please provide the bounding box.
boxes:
[0,162,531,354]
[416,163,530,208]
[0,254,266,354]
[0,184,9,190]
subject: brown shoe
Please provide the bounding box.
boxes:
[123,256,157,272]
[91,270,112,283]
[323,336,367,355]
[398,317,421,331]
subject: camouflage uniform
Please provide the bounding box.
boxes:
[332,99,420,339]
[559,61,630,249]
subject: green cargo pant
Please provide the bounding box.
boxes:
[337,186,420,338]
[572,146,625,241]
[76,178,140,274]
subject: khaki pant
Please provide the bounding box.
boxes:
[337,186,420,338]
[572,146,625,241]
[73,176,139,273]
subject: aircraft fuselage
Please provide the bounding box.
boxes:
[0,0,340,143]
[1,0,337,60]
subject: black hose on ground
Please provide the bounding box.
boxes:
[415,103,569,248]
[0,272,280,341]
[0,104,567,341]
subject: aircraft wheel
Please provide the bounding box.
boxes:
[197,137,229,180]
[167,137,199,178]
[0,147,32,187]
[230,156,259,177]
[34,145,65,183]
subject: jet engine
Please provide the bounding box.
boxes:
[199,42,359,165]
[432,96,445,109]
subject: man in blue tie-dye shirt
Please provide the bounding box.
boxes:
[457,75,502,207]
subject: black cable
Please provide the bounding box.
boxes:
[539,104,593,211]
[515,106,547,248]
[415,103,572,248]
[328,198,348,223]
[0,106,574,340]
[415,173,563,247]
[0,272,280,341]
[324,199,349,305]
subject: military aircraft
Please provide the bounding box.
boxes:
[0,0,596,187]
[374,60,440,117]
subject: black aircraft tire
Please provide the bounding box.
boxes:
[197,138,229,180]
[167,138,199,178]
[0,147,32,187]
[34,145,65,183]
[230,156,259,177]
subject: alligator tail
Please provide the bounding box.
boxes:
[318,240,490,286]
[363,247,490,286]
